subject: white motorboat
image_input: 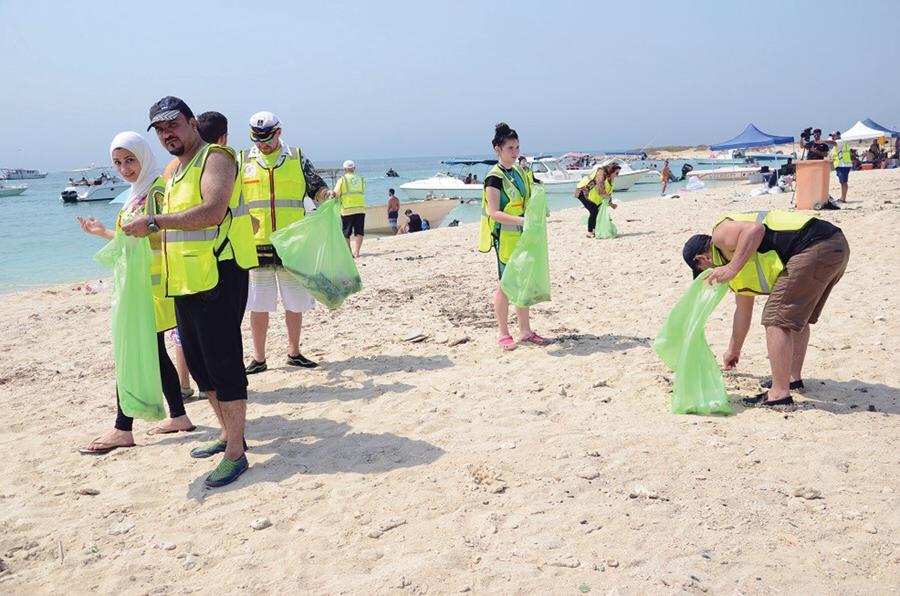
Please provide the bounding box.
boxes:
[60,167,126,203]
[569,157,657,192]
[0,183,28,197]
[526,156,580,192]
[687,165,759,181]
[1,168,47,180]
[400,172,483,200]
[694,149,750,167]
[400,159,493,200]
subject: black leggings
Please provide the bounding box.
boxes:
[115,332,185,431]
[578,193,599,233]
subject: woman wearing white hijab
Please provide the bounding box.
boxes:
[77,131,195,454]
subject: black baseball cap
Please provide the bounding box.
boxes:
[147,96,195,130]
[683,234,712,279]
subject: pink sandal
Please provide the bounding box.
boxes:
[518,331,548,346]
[498,335,517,351]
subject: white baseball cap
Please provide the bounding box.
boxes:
[343,160,356,169]
[248,111,280,131]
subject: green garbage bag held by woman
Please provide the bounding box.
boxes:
[499,186,551,308]
[654,271,731,415]
[94,232,165,420]
[595,200,617,239]
[270,198,362,309]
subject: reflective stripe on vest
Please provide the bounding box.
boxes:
[832,142,851,168]
[339,173,366,210]
[711,210,814,296]
[161,144,234,296]
[477,164,532,263]
[241,145,306,245]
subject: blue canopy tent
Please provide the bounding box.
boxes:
[861,118,899,137]
[709,124,794,151]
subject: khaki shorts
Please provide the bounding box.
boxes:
[761,231,849,331]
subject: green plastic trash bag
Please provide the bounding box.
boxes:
[654,271,732,415]
[94,232,165,421]
[270,198,362,309]
[499,186,551,308]
[595,200,617,239]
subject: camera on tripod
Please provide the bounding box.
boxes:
[800,127,814,143]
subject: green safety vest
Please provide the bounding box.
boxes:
[478,164,533,264]
[115,176,176,331]
[241,144,307,246]
[711,210,815,296]
[832,141,851,168]
[160,144,252,297]
[338,172,366,214]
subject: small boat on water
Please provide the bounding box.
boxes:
[687,165,759,181]
[0,183,28,197]
[693,149,751,167]
[385,168,399,177]
[1,167,47,180]
[60,167,126,203]
[526,156,580,191]
[400,159,492,200]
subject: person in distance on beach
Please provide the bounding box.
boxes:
[660,160,672,196]
[122,96,258,487]
[387,188,400,235]
[240,111,335,375]
[478,122,547,351]
[574,162,620,238]
[77,131,195,454]
[683,210,849,407]
[334,159,367,258]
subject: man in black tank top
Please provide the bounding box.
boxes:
[682,213,850,408]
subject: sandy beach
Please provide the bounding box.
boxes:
[1,169,898,595]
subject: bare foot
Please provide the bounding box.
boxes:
[79,428,135,454]
[146,415,196,435]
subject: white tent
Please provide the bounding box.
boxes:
[841,120,893,142]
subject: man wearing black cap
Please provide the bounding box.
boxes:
[682,210,849,407]
[122,96,255,487]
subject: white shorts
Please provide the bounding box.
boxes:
[247,266,317,313]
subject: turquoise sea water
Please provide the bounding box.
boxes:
[0,153,755,292]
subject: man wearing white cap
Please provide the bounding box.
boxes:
[334,159,367,258]
[240,111,335,374]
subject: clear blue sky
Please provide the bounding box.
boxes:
[1,0,898,171]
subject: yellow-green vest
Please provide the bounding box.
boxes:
[241,144,307,245]
[115,177,176,332]
[832,141,851,168]
[478,164,533,264]
[160,144,244,297]
[338,172,366,213]
[711,210,814,296]
[577,167,614,205]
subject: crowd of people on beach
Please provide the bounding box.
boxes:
[75,101,852,488]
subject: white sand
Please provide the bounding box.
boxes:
[1,169,898,595]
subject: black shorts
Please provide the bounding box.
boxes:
[342,213,366,237]
[174,258,249,401]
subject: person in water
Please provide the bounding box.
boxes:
[76,131,195,454]
[478,122,548,351]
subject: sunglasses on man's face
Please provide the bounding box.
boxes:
[250,128,278,143]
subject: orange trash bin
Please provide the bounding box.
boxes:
[794,160,831,210]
